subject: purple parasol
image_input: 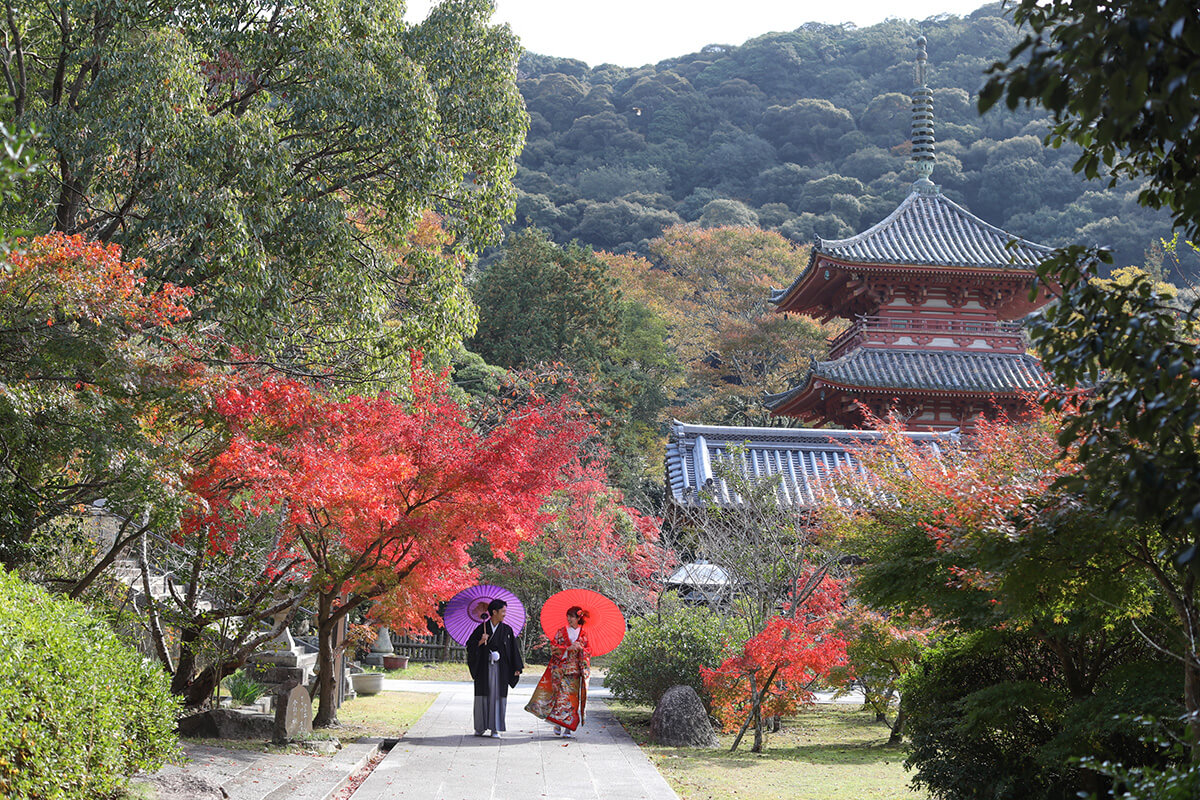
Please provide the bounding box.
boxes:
[442,585,525,646]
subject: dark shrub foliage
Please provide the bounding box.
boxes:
[902,630,1181,800]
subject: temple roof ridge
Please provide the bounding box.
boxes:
[664,419,952,509]
[769,190,1055,308]
[763,346,1049,415]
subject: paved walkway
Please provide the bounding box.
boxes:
[138,676,678,800]
[142,739,380,800]
[350,676,678,800]
[142,676,859,799]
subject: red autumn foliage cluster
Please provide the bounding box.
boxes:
[841,409,1078,593]
[702,572,848,731]
[187,355,588,630]
[534,453,674,605]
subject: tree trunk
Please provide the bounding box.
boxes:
[1185,653,1200,763]
[750,676,764,753]
[182,659,242,709]
[887,701,907,745]
[313,591,340,728]
[171,626,201,696]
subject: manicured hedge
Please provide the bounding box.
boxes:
[0,568,179,799]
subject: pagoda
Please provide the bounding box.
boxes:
[764,37,1054,432]
[663,37,1061,514]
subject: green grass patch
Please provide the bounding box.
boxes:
[386,660,547,682]
[335,689,434,740]
[180,690,435,756]
[611,703,925,800]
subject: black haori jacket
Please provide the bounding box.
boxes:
[466,620,524,697]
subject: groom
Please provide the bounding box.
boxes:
[466,599,523,738]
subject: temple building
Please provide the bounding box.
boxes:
[665,37,1056,509]
[765,37,1054,432]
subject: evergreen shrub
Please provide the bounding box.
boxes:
[902,629,1182,800]
[603,599,741,708]
[0,567,179,799]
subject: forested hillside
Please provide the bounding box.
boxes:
[509,3,1193,279]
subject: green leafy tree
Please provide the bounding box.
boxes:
[823,414,1182,793]
[981,0,1200,240]
[471,229,621,369]
[470,228,679,498]
[4,0,527,380]
[981,0,1200,762]
[0,106,37,249]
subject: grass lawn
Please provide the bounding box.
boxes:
[331,689,435,741]
[180,690,435,754]
[611,703,926,800]
[381,660,547,681]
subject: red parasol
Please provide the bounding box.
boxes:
[540,589,626,656]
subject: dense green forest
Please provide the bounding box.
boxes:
[508,2,1195,280]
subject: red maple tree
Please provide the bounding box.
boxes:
[191,355,586,724]
[701,571,847,752]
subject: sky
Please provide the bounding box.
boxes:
[403,0,999,68]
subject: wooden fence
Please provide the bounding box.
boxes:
[392,632,467,663]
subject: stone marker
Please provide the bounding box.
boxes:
[650,685,719,747]
[273,682,314,743]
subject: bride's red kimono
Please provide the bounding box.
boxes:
[524,625,591,731]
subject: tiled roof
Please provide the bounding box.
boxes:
[821,347,1048,391]
[764,348,1049,411]
[770,190,1054,305]
[664,420,949,509]
[818,190,1053,268]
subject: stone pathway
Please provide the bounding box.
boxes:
[349,677,679,800]
[142,739,380,800]
[138,676,679,800]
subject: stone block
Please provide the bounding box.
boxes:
[177,708,275,740]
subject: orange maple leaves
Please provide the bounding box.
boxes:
[4,234,193,328]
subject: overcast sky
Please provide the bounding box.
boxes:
[404,0,1001,68]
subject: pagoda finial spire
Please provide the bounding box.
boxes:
[911,35,937,195]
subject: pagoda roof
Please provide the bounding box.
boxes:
[664,420,950,509]
[764,347,1049,415]
[771,189,1055,311]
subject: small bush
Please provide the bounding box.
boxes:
[604,599,742,708]
[0,567,179,799]
[223,669,266,705]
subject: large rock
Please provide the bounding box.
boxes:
[177,708,275,740]
[650,685,718,747]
